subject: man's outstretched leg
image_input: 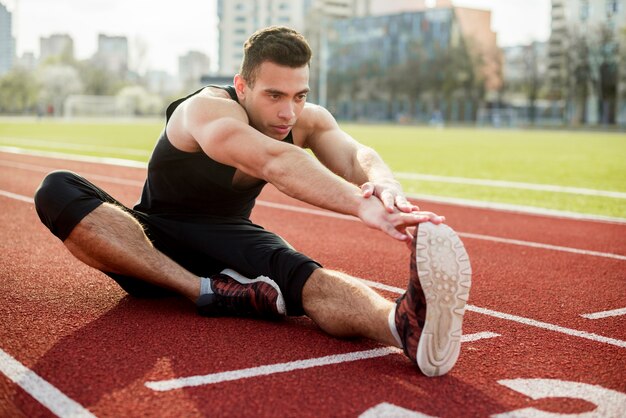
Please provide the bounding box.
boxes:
[302,222,471,376]
[393,222,472,376]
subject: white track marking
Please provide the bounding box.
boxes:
[396,172,626,199]
[467,305,626,349]
[581,307,626,320]
[3,159,626,248]
[257,204,626,261]
[2,146,626,224]
[0,159,144,187]
[4,179,622,262]
[145,332,498,391]
[408,193,626,225]
[0,189,34,203]
[3,145,622,199]
[0,348,96,418]
[458,232,626,261]
[359,279,626,349]
[0,137,150,157]
[0,146,147,168]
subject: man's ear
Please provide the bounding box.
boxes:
[233,74,246,101]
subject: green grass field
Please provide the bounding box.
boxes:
[1,119,625,219]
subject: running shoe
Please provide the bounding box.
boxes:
[393,222,472,376]
[197,269,286,318]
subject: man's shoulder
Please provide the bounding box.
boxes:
[201,86,234,100]
[299,103,335,129]
[183,88,247,121]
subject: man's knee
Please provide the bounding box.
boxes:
[34,170,105,241]
[34,170,75,212]
[302,268,342,299]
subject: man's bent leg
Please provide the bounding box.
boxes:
[64,202,201,300]
[301,269,399,347]
[34,171,201,300]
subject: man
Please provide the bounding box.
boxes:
[34,26,471,377]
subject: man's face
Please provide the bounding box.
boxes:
[236,61,310,140]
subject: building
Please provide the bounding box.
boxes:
[548,0,626,125]
[0,2,15,75]
[39,34,74,63]
[94,34,128,76]
[217,0,306,75]
[15,51,37,71]
[501,42,551,124]
[304,0,364,105]
[325,5,500,121]
[178,50,211,89]
[145,70,179,96]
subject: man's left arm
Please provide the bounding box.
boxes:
[302,105,437,218]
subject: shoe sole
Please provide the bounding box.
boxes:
[221,268,287,315]
[415,222,472,377]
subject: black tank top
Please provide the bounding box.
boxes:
[134,86,294,219]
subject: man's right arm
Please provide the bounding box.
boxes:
[176,95,431,241]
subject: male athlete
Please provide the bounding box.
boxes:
[34,26,471,376]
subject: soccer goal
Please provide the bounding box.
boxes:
[63,95,134,118]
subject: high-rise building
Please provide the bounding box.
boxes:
[326,5,500,121]
[548,0,625,125]
[179,50,211,89]
[217,0,306,75]
[16,51,36,71]
[0,2,15,75]
[94,34,128,76]
[40,34,74,63]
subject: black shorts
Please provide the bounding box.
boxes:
[34,170,321,315]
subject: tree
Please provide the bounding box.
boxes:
[560,22,620,124]
[0,69,39,114]
[37,64,83,116]
[116,85,163,116]
[77,60,126,96]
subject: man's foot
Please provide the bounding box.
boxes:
[392,222,472,376]
[196,269,286,318]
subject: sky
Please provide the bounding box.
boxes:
[3,0,551,75]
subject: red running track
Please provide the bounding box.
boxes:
[1,150,625,417]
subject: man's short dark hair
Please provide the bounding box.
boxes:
[240,26,312,87]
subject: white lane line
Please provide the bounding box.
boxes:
[0,160,145,187]
[0,189,34,203]
[2,178,625,263]
[360,279,626,349]
[0,348,96,418]
[4,146,626,224]
[581,307,626,320]
[459,232,626,262]
[396,172,626,199]
[3,183,622,262]
[145,332,499,391]
[0,137,150,157]
[0,146,148,168]
[3,146,623,198]
[255,202,626,261]
[467,305,626,349]
[408,193,626,225]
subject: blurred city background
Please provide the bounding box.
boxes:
[0,0,624,128]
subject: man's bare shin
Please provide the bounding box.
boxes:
[302,269,399,347]
[64,203,200,300]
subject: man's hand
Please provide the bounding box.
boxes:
[361,180,419,213]
[357,194,445,241]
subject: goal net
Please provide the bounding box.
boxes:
[63,95,134,118]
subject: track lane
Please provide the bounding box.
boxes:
[1,151,625,417]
